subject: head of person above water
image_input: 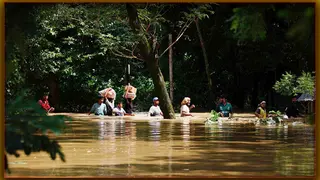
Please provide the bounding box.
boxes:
[292,97,297,103]
[117,102,123,108]
[42,92,49,100]
[153,97,160,106]
[98,95,104,104]
[181,97,191,106]
[219,95,226,104]
[260,101,266,108]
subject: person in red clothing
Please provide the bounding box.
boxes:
[38,93,54,113]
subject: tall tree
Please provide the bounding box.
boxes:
[126,4,176,119]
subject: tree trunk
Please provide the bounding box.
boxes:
[126,4,175,119]
[147,59,175,119]
[195,19,214,101]
[168,34,173,101]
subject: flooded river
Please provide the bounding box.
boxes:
[7,113,315,177]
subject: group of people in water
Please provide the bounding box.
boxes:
[88,85,136,116]
[38,84,300,119]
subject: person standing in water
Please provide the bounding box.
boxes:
[180,97,195,117]
[148,97,163,117]
[99,88,116,116]
[285,97,301,118]
[124,84,136,116]
[255,101,267,119]
[38,92,55,113]
[216,95,233,118]
[105,91,116,116]
[113,102,127,116]
[88,95,107,116]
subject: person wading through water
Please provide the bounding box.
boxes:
[124,84,136,116]
[148,97,163,117]
[255,101,267,119]
[88,95,107,116]
[38,92,55,113]
[216,95,233,118]
[113,102,127,116]
[285,97,302,118]
[180,97,195,117]
[99,88,116,116]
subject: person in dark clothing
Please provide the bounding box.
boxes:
[285,97,301,118]
[105,98,115,116]
[216,95,233,118]
[124,98,134,116]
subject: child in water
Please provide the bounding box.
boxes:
[113,102,127,116]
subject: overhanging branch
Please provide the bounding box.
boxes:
[111,49,144,61]
[158,19,194,59]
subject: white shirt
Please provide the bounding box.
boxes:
[180,105,190,116]
[148,105,162,116]
[113,107,126,116]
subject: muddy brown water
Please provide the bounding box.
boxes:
[7,113,315,177]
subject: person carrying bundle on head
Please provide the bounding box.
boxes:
[123,84,137,116]
[99,88,116,116]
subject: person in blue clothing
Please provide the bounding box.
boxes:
[88,95,107,116]
[216,95,233,118]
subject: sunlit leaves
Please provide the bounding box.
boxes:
[296,71,315,96]
[182,4,215,21]
[273,72,296,96]
[273,71,315,96]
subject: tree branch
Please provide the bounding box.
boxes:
[111,49,144,61]
[159,19,194,58]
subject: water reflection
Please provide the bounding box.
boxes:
[7,118,315,177]
[181,119,190,150]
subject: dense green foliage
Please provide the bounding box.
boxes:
[5,3,314,112]
[273,71,315,96]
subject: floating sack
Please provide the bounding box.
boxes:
[99,88,116,99]
[124,85,137,100]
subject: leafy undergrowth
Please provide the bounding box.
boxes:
[5,95,72,174]
[204,110,220,125]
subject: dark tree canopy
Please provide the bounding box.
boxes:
[5,3,315,112]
